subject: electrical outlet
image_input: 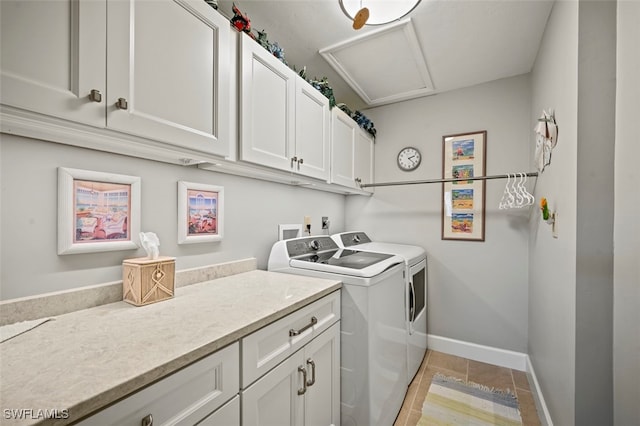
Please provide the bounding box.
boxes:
[322,216,329,229]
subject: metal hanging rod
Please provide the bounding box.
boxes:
[360,172,539,188]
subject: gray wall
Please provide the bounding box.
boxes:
[0,134,346,300]
[614,1,640,424]
[346,74,532,353]
[529,1,618,424]
[528,2,579,424]
[575,1,616,423]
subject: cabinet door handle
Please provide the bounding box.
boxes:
[298,158,304,165]
[297,365,308,395]
[289,316,317,337]
[141,414,153,426]
[291,156,298,167]
[116,97,128,110]
[306,358,316,387]
[89,89,102,103]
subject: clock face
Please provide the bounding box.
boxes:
[397,147,422,171]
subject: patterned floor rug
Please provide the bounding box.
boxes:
[418,373,523,426]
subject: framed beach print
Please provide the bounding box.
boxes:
[178,181,224,244]
[58,167,141,255]
[441,130,487,241]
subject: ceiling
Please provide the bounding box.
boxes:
[217,0,554,111]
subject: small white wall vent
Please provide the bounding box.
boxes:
[320,19,434,106]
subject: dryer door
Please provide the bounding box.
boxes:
[407,258,428,381]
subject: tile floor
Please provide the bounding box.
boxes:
[394,350,542,426]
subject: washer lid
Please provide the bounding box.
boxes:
[290,249,401,278]
[294,249,393,269]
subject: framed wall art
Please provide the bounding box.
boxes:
[441,130,487,241]
[178,181,224,244]
[58,167,141,255]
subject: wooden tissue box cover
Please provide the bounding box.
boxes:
[123,256,176,306]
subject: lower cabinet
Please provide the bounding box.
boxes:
[75,291,341,426]
[76,342,239,426]
[242,322,340,426]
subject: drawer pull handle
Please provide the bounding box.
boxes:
[298,365,308,395]
[306,358,316,387]
[141,414,153,426]
[289,316,317,337]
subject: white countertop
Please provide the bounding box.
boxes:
[0,270,341,425]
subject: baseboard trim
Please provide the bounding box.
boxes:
[427,334,528,371]
[526,355,554,426]
[427,334,553,425]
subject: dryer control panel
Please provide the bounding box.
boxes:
[286,236,339,257]
[338,232,372,247]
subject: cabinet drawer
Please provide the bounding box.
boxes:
[197,395,239,425]
[241,290,340,388]
[77,342,239,426]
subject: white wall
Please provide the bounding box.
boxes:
[0,134,346,300]
[614,1,640,424]
[346,74,531,353]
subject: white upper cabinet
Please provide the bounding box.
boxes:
[107,0,230,155]
[330,107,374,192]
[0,0,106,127]
[354,127,375,189]
[1,0,230,157]
[239,34,296,172]
[294,81,331,181]
[239,33,330,181]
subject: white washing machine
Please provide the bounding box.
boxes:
[332,231,428,383]
[268,236,408,426]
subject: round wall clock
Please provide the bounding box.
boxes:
[397,147,422,171]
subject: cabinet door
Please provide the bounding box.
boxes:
[295,82,330,181]
[106,0,230,156]
[242,351,305,426]
[354,130,374,192]
[240,33,296,171]
[330,108,356,188]
[198,396,240,426]
[303,323,340,426]
[0,0,106,127]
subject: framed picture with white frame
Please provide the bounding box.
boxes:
[57,167,141,255]
[178,181,224,244]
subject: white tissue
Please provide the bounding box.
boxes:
[140,232,160,260]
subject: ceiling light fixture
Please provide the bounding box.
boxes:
[339,0,422,30]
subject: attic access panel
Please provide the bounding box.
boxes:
[320,19,434,106]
